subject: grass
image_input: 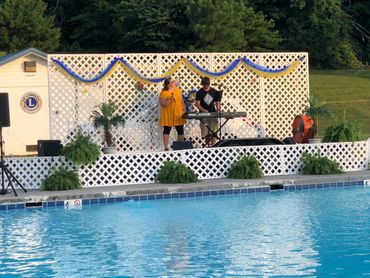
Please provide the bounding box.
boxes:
[310,68,370,139]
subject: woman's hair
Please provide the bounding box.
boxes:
[163,77,171,91]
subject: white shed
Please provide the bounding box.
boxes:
[0,48,50,156]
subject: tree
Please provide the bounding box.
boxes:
[114,0,191,52]
[186,0,281,52]
[243,7,281,51]
[343,0,370,65]
[186,0,247,51]
[46,0,121,52]
[0,0,60,52]
[251,0,362,68]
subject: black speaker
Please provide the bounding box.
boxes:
[37,140,62,156]
[0,93,10,127]
[283,137,296,144]
[172,141,193,150]
[213,137,285,147]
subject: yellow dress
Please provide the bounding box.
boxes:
[159,87,186,126]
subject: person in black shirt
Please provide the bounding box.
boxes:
[195,77,222,147]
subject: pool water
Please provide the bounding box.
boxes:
[1,186,370,277]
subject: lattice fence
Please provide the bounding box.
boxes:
[48,52,309,152]
[3,142,368,190]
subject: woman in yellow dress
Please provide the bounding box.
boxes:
[159,77,186,151]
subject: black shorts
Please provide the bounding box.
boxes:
[163,125,184,135]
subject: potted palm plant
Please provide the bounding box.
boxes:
[304,96,331,143]
[90,102,125,154]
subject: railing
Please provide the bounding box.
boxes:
[4,141,368,189]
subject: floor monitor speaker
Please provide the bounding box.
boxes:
[213,137,285,147]
[0,93,10,127]
[283,137,296,144]
[37,140,62,156]
[172,141,193,150]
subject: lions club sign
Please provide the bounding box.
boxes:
[20,92,42,113]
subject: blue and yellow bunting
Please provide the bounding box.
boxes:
[51,56,304,84]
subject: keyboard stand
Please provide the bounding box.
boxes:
[200,117,233,148]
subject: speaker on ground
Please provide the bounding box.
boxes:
[172,141,193,150]
[37,140,62,156]
[0,93,10,127]
[213,137,284,147]
[283,137,296,144]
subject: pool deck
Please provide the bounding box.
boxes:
[1,170,370,205]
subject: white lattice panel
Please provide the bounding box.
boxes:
[48,52,309,151]
[281,142,368,175]
[3,157,72,190]
[4,142,368,189]
[262,53,309,138]
[48,54,105,145]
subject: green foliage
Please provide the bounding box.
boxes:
[0,0,60,52]
[227,155,263,179]
[343,1,370,65]
[114,0,190,52]
[41,166,81,191]
[67,0,120,52]
[62,130,100,166]
[304,95,331,137]
[186,0,246,51]
[251,0,362,68]
[90,102,125,147]
[300,152,342,175]
[322,115,361,142]
[155,161,198,183]
[243,8,282,51]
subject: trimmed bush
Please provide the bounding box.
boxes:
[227,155,263,179]
[155,161,198,183]
[62,130,100,166]
[41,167,81,191]
[300,152,343,175]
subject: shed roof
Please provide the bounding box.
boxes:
[0,48,47,67]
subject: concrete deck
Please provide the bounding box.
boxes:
[1,170,370,205]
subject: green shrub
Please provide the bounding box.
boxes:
[227,155,263,179]
[155,161,198,183]
[322,116,361,142]
[62,130,100,166]
[41,167,81,191]
[300,152,343,175]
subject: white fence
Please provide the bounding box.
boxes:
[48,52,309,151]
[4,141,368,189]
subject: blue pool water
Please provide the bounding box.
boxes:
[1,186,370,277]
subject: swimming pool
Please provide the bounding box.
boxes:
[0,185,369,277]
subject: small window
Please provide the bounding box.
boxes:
[24,61,36,72]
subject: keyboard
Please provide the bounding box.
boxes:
[182,111,247,119]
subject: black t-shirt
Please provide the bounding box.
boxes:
[195,87,222,112]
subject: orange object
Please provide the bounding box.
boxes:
[292,114,314,143]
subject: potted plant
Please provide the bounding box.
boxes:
[227,155,263,179]
[41,166,81,191]
[304,96,331,143]
[322,113,361,143]
[62,129,100,165]
[90,102,125,154]
[155,160,198,183]
[300,152,342,175]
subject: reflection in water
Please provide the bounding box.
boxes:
[226,193,319,276]
[1,187,370,276]
[164,222,190,271]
